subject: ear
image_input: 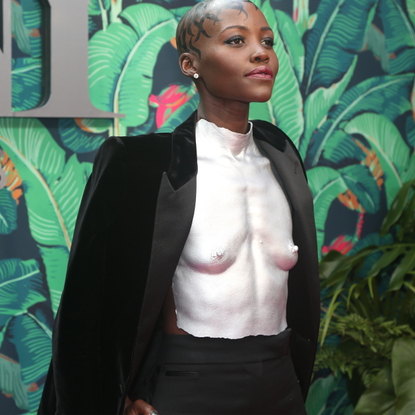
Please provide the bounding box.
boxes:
[179,52,199,79]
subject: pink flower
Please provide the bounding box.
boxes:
[149,84,196,128]
[322,235,354,256]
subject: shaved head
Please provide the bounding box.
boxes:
[176,0,258,58]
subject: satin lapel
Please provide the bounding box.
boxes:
[254,138,320,337]
[130,112,198,382]
[132,174,196,376]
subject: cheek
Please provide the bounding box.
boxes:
[274,55,280,76]
[200,48,241,76]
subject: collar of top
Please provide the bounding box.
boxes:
[196,118,256,159]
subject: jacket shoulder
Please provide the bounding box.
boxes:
[116,133,172,173]
[252,120,307,181]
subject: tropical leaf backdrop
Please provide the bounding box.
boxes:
[0,0,414,413]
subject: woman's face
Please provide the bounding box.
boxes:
[190,2,279,105]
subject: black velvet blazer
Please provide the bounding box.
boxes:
[38,112,320,415]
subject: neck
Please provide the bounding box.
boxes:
[196,118,254,158]
[197,94,250,134]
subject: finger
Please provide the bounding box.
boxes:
[124,397,139,415]
[133,399,158,415]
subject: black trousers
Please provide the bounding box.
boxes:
[148,329,307,415]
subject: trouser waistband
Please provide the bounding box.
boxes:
[157,327,291,365]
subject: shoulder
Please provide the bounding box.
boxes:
[252,120,307,181]
[96,132,172,176]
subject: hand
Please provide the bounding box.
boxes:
[124,396,158,415]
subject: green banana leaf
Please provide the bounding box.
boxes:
[0,118,65,186]
[170,7,192,20]
[302,0,377,96]
[20,0,42,29]
[88,4,177,130]
[20,0,42,58]
[379,0,415,74]
[110,0,123,24]
[7,313,52,412]
[317,129,362,165]
[349,232,393,255]
[0,119,92,313]
[307,74,415,167]
[38,246,69,314]
[0,118,69,247]
[58,118,110,153]
[408,0,415,28]
[345,113,410,208]
[301,57,357,159]
[406,114,415,147]
[0,188,17,235]
[12,58,42,112]
[0,355,29,411]
[250,0,262,9]
[293,0,310,37]
[249,101,274,124]
[275,10,305,84]
[45,155,90,311]
[88,0,110,15]
[12,1,31,55]
[402,154,415,183]
[262,0,304,146]
[361,24,390,73]
[339,164,380,214]
[307,166,348,257]
[0,258,45,327]
[129,111,155,136]
[393,337,415,414]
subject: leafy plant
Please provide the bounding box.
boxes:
[305,374,354,415]
[316,179,415,411]
[354,337,415,415]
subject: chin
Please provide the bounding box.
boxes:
[248,87,274,103]
[250,92,273,103]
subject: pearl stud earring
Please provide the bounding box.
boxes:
[193,73,199,79]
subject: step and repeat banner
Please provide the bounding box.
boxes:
[0,0,414,413]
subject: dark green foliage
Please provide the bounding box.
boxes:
[302,0,377,95]
[58,118,109,154]
[315,315,414,387]
[317,179,415,411]
[0,189,17,235]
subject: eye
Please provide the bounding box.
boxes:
[262,37,275,47]
[225,36,245,45]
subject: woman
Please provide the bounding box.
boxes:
[38,1,320,414]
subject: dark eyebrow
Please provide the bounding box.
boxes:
[220,25,248,34]
[220,25,274,34]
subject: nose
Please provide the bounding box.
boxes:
[251,49,269,63]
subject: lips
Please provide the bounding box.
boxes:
[245,66,273,79]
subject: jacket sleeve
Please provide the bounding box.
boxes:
[38,137,129,415]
